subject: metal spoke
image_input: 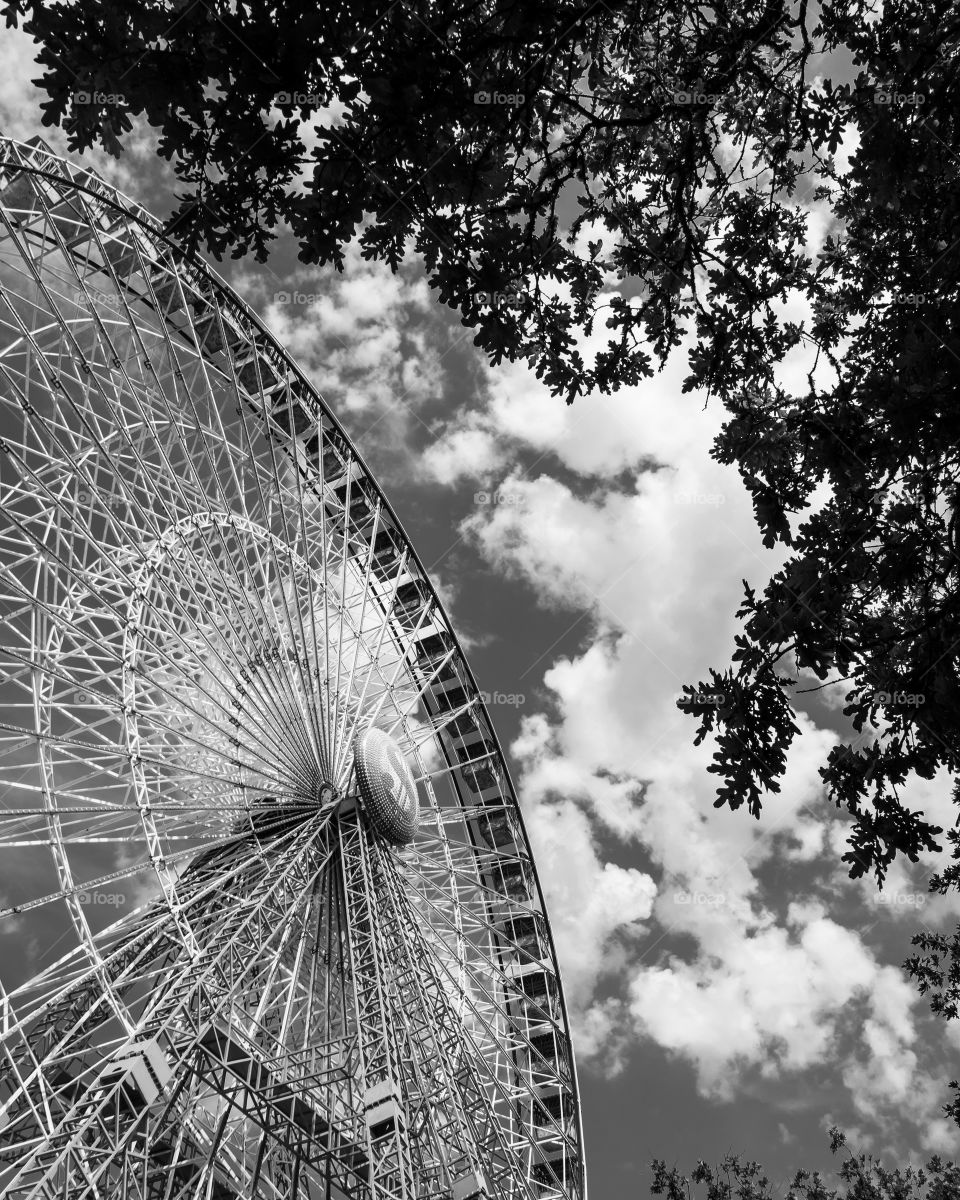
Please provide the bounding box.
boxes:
[0,135,585,1200]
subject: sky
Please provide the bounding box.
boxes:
[1,16,959,1199]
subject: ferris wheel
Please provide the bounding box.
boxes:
[0,134,586,1200]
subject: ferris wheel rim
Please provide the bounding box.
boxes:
[0,131,587,1199]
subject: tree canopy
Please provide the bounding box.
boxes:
[9,0,960,1115]
[652,1129,960,1200]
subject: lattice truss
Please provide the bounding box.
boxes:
[0,135,585,1200]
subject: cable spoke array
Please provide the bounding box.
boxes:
[0,134,585,1200]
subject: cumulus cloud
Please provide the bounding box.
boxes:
[521,786,656,1079]
[233,241,453,484]
[422,424,502,486]
[629,917,875,1094]
[504,528,955,1149]
[525,796,656,1009]
[417,300,960,1153]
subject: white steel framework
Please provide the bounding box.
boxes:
[0,133,586,1200]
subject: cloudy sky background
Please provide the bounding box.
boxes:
[2,19,959,1197]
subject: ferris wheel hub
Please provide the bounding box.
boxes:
[352,727,419,844]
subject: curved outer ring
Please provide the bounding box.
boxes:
[0,134,587,1198]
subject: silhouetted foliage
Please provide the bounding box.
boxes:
[11,0,960,1119]
[651,1129,960,1200]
